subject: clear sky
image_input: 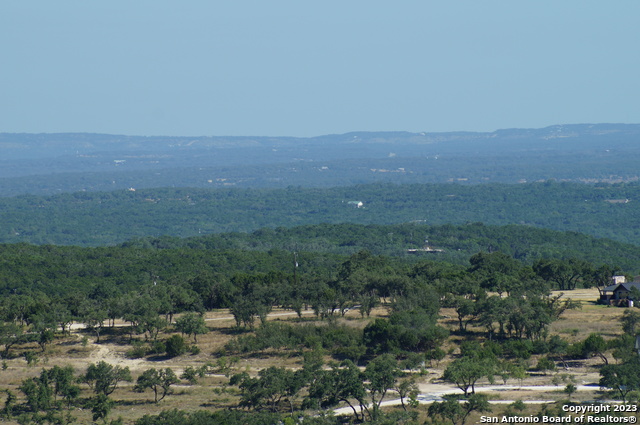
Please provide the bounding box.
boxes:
[1,1,639,137]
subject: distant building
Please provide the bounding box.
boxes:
[600,275,640,306]
[407,239,444,254]
[406,247,444,254]
[605,199,630,204]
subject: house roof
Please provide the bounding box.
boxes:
[603,282,640,292]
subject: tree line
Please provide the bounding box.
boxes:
[0,249,617,357]
[0,221,637,299]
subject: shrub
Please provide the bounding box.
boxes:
[502,339,534,359]
[535,357,556,374]
[150,340,166,355]
[401,352,426,371]
[165,335,187,357]
[23,351,38,366]
[126,341,148,359]
[180,367,200,385]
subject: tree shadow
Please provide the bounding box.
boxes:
[115,399,149,407]
[219,327,253,336]
[146,354,174,362]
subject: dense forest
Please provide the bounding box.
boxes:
[0,222,638,297]
[2,181,640,246]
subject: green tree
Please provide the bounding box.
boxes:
[37,328,55,352]
[79,301,108,343]
[0,322,25,358]
[533,258,591,291]
[1,294,37,326]
[121,293,162,341]
[395,378,419,411]
[564,383,577,400]
[363,311,448,354]
[51,300,74,335]
[232,366,302,413]
[19,374,53,413]
[599,358,640,402]
[151,283,203,323]
[2,390,16,419]
[620,309,640,335]
[581,333,609,365]
[137,315,167,342]
[469,251,521,296]
[443,357,496,396]
[90,394,113,422]
[591,264,617,296]
[48,366,80,409]
[304,360,367,422]
[174,313,208,343]
[535,357,556,375]
[445,294,480,333]
[428,393,491,425]
[188,273,233,310]
[134,368,180,403]
[83,361,132,396]
[365,354,402,419]
[509,364,528,388]
[229,296,259,329]
[180,366,206,385]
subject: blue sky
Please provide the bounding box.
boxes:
[2,1,639,137]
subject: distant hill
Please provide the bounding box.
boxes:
[3,182,640,247]
[2,124,640,196]
[1,222,639,297]
[123,222,640,273]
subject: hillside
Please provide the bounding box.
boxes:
[129,222,640,272]
[2,124,640,196]
[1,222,639,298]
[2,182,640,246]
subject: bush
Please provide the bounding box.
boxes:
[253,322,296,350]
[532,339,551,355]
[180,365,208,385]
[333,344,366,363]
[224,334,260,354]
[23,351,38,366]
[126,341,148,359]
[535,357,556,374]
[165,335,187,357]
[150,340,167,355]
[224,322,366,360]
[566,342,585,359]
[401,352,426,371]
[502,339,534,359]
[180,367,200,385]
[425,347,446,366]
